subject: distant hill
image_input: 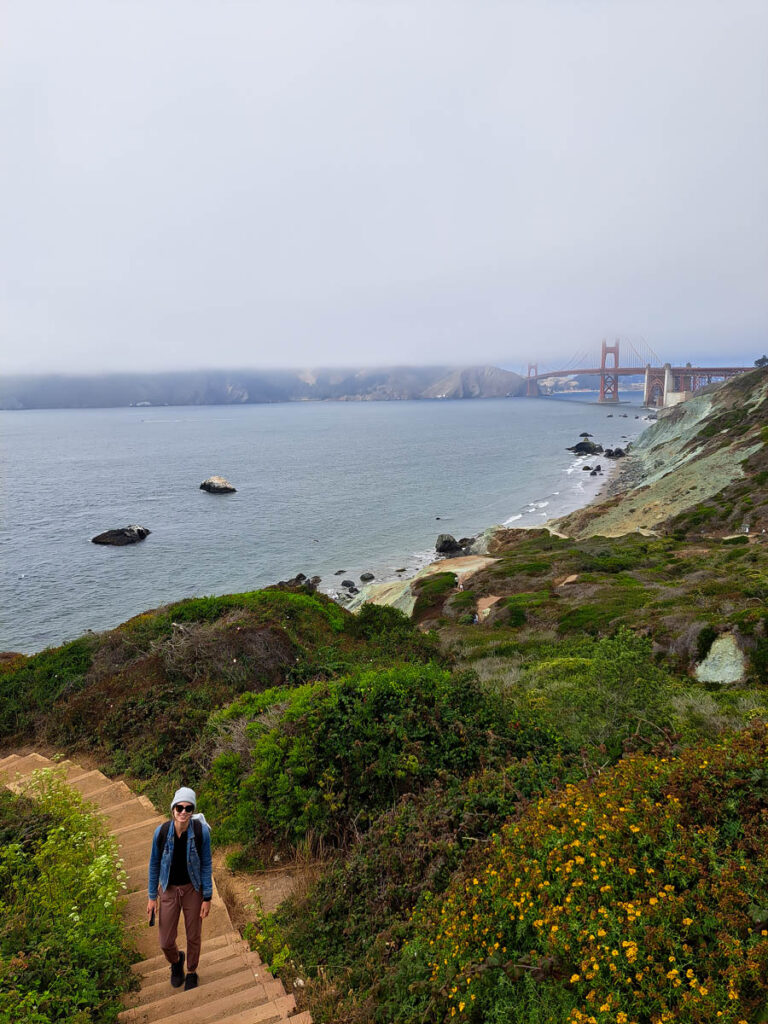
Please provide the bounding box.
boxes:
[0,366,526,410]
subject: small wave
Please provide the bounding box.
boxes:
[504,513,523,524]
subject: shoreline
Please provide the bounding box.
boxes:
[341,411,654,613]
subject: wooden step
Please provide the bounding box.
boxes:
[82,781,137,808]
[102,799,160,827]
[122,966,267,1024]
[133,939,253,991]
[186,993,297,1024]
[132,934,246,977]
[0,752,51,780]
[128,953,257,1006]
[112,816,166,838]
[288,1013,312,1024]
[64,768,113,795]
[121,987,295,1024]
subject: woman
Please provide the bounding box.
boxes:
[147,786,212,990]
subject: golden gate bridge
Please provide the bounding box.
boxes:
[525,338,751,407]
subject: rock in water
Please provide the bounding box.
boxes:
[92,525,150,546]
[360,572,375,582]
[436,533,462,554]
[566,440,604,455]
[200,476,237,493]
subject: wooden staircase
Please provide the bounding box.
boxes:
[0,752,311,1024]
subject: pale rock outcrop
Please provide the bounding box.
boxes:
[694,633,747,684]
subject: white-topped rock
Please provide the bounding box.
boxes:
[200,476,237,494]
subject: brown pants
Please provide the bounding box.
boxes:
[158,884,204,972]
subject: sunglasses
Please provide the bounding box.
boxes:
[175,804,194,814]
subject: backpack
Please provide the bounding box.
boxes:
[158,817,203,858]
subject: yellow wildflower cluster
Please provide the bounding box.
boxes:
[409,729,768,1023]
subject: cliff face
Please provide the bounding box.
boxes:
[557,367,768,539]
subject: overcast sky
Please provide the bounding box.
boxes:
[2,1,766,376]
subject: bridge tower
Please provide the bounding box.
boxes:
[598,339,619,403]
[526,363,539,397]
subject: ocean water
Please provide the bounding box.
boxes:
[0,395,648,653]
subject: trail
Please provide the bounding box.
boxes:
[0,752,310,1024]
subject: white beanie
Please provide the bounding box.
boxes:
[171,787,197,812]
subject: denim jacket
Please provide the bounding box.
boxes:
[148,819,213,901]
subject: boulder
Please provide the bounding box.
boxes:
[436,534,476,555]
[694,633,747,684]
[341,580,356,589]
[360,572,375,582]
[200,476,237,493]
[582,465,592,471]
[579,432,594,438]
[567,440,603,455]
[334,570,347,575]
[436,533,462,554]
[92,525,150,546]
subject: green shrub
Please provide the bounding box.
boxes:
[206,663,536,849]
[0,771,133,1022]
[0,636,97,737]
[394,725,768,1024]
[696,625,718,662]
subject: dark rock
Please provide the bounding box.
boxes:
[395,567,406,573]
[92,525,150,546]
[607,414,613,417]
[582,465,592,471]
[567,440,603,455]
[341,580,355,588]
[436,533,476,556]
[310,576,321,586]
[436,533,462,553]
[604,447,626,459]
[200,475,237,493]
[590,469,598,476]
[360,572,375,582]
[579,432,593,437]
[594,464,602,472]
[334,570,346,575]
[347,586,359,595]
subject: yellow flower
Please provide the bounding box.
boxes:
[459,1002,465,1012]
[570,974,580,983]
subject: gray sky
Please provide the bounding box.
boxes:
[2,1,766,375]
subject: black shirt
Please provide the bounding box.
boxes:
[168,827,191,886]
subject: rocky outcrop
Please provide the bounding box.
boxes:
[555,367,768,539]
[200,476,237,493]
[436,534,476,556]
[567,440,604,456]
[694,633,747,684]
[91,525,150,546]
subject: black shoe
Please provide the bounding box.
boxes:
[170,950,185,987]
[184,971,198,991]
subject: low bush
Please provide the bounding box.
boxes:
[205,663,537,851]
[394,725,768,1024]
[0,770,133,1023]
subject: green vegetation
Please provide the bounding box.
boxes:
[394,726,768,1024]
[0,771,133,1023]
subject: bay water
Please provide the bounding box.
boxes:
[1,395,647,653]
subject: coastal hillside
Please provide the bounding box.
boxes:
[0,364,526,410]
[1,374,767,1023]
[557,365,768,539]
